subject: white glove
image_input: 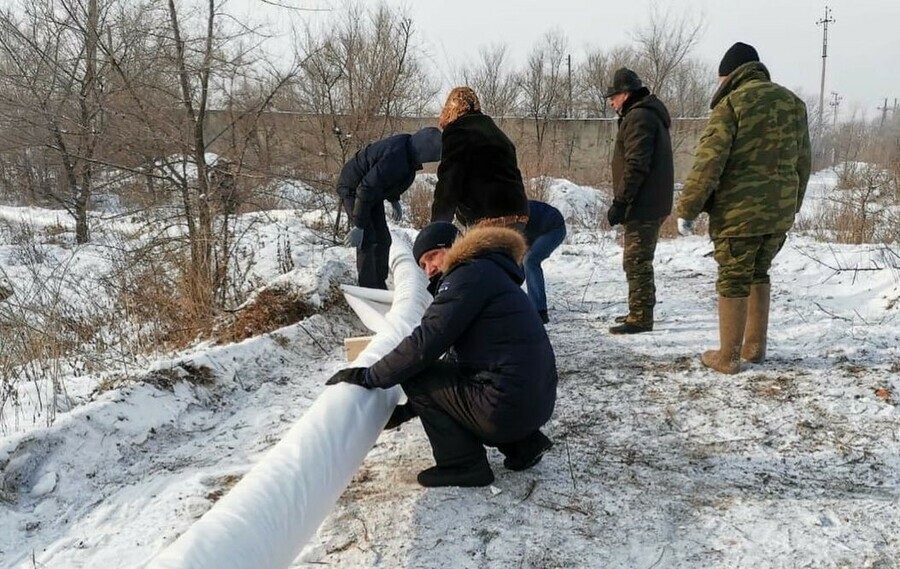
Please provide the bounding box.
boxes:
[390,201,402,222]
[677,218,695,237]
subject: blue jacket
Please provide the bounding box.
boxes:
[524,200,565,246]
[337,134,421,228]
[368,227,558,439]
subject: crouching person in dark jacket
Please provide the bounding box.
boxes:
[337,127,442,289]
[327,223,558,487]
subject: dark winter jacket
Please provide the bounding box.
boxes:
[337,134,422,228]
[432,112,529,226]
[611,88,675,221]
[524,200,565,246]
[368,226,557,437]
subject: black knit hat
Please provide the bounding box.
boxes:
[718,42,760,77]
[413,222,459,263]
[604,68,643,98]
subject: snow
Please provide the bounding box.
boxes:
[1,171,899,568]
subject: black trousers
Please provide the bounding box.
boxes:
[401,361,533,467]
[343,197,391,289]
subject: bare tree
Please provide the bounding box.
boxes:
[518,30,569,152]
[290,2,437,169]
[0,0,110,243]
[632,4,704,94]
[458,43,519,117]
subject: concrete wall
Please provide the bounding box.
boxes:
[203,111,707,188]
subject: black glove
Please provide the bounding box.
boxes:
[606,200,628,226]
[325,367,371,388]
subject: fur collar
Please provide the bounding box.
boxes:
[441,226,527,273]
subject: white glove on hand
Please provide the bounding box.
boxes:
[390,201,402,222]
[344,227,364,247]
[677,218,695,237]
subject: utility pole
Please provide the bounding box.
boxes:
[829,92,841,165]
[878,97,890,127]
[816,5,835,131]
[566,54,572,119]
[829,92,842,129]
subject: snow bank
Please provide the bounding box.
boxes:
[149,233,430,569]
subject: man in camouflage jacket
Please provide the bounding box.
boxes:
[676,42,811,374]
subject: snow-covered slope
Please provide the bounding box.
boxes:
[2,172,899,568]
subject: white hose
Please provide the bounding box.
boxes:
[149,233,430,569]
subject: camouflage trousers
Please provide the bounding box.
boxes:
[622,218,664,325]
[713,233,787,297]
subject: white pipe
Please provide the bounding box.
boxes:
[341,285,394,334]
[149,233,430,569]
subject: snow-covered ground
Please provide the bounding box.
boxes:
[1,172,899,568]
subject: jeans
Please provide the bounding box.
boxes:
[523,225,566,312]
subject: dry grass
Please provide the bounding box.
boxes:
[213,287,321,344]
[402,179,434,229]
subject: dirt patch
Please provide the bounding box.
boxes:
[205,474,243,503]
[747,374,796,401]
[213,284,344,344]
[144,362,216,391]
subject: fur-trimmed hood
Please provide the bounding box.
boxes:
[441,226,527,276]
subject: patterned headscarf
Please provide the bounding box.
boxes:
[438,87,481,129]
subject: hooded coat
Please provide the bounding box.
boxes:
[368,226,557,437]
[611,88,675,221]
[431,112,529,226]
[337,134,423,228]
[676,62,811,238]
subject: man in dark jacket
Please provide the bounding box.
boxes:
[432,87,530,230]
[523,200,567,324]
[605,68,674,334]
[327,224,558,487]
[337,127,442,289]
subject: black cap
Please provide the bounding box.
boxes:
[413,222,459,263]
[718,42,760,77]
[604,68,643,98]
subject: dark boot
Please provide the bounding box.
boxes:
[741,284,770,363]
[609,320,653,334]
[701,296,748,374]
[499,431,553,471]
[417,457,494,488]
[614,314,629,323]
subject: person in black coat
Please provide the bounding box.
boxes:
[431,87,529,230]
[523,201,567,324]
[337,127,442,289]
[605,68,674,334]
[327,224,558,487]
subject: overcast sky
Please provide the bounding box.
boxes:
[237,0,899,119]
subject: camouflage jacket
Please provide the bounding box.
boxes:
[676,62,812,238]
